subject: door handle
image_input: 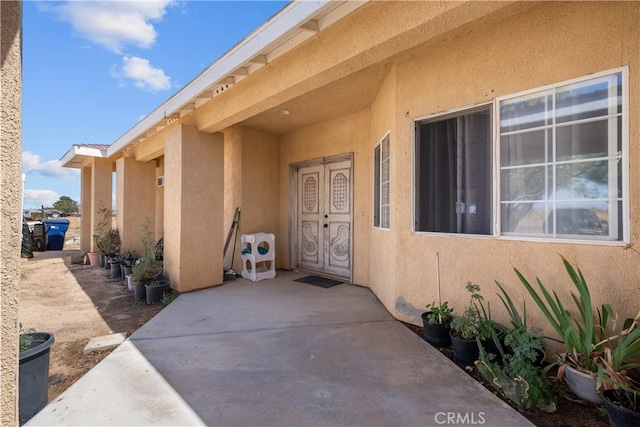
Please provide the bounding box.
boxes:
[323,224,328,228]
[324,214,328,218]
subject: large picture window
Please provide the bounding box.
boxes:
[414,106,492,234]
[499,71,624,241]
[413,68,627,243]
[374,133,390,229]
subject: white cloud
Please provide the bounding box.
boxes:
[112,56,171,92]
[22,151,80,180]
[24,189,61,209]
[49,1,175,53]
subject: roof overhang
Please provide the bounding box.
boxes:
[106,0,369,158]
[60,144,108,169]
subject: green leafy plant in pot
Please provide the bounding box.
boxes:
[130,219,163,301]
[92,207,120,258]
[450,283,488,366]
[474,282,555,412]
[422,301,453,347]
[594,309,640,426]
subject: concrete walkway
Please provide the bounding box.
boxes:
[27,271,532,426]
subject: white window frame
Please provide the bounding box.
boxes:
[495,67,629,244]
[373,131,391,229]
[411,66,629,244]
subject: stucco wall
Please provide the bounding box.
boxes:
[1,1,22,423]
[240,128,280,250]
[116,157,157,255]
[164,125,224,292]
[389,1,640,337]
[367,65,398,310]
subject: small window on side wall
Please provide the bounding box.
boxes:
[374,133,390,229]
[414,106,492,235]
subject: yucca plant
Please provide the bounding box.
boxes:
[514,255,640,407]
[594,308,640,409]
[513,256,609,374]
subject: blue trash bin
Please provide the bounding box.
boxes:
[44,219,70,250]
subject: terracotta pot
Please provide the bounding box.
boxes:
[87,252,100,266]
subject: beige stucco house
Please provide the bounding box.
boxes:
[62,1,640,335]
[1,1,22,423]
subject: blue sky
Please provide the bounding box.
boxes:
[22,0,288,209]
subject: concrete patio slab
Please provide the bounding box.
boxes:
[28,271,533,426]
[83,332,127,354]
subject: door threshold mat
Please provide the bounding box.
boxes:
[294,275,343,288]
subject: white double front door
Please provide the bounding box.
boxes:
[296,158,352,278]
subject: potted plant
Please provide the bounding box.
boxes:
[449,283,488,366]
[130,255,162,301]
[596,310,640,426]
[120,249,139,283]
[19,327,55,424]
[422,301,453,347]
[514,255,640,407]
[146,273,170,304]
[474,283,555,412]
[108,253,123,279]
[130,219,162,301]
[92,207,120,267]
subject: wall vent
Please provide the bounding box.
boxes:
[157,176,165,187]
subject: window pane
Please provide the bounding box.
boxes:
[500,93,552,133]
[415,108,491,234]
[374,134,390,229]
[501,129,551,166]
[373,145,380,227]
[381,205,390,228]
[556,161,609,200]
[382,158,390,183]
[556,120,610,161]
[501,166,548,202]
[556,75,622,123]
[499,71,624,242]
[382,134,390,160]
[501,201,550,235]
[382,182,390,207]
[552,202,612,238]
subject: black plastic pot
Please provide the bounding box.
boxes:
[132,280,148,301]
[450,332,479,366]
[145,280,169,304]
[19,332,55,424]
[121,265,132,282]
[602,389,640,427]
[110,261,122,279]
[421,312,451,347]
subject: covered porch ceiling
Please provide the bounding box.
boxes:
[237,61,393,135]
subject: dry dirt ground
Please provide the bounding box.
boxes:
[19,217,165,402]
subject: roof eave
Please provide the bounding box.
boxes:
[60,145,107,169]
